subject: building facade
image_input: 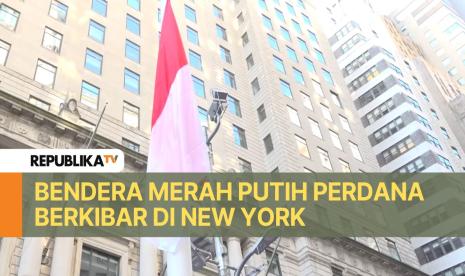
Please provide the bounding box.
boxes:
[0,0,442,275]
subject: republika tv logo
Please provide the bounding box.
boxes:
[0,149,124,172]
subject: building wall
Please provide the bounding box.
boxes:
[0,0,431,275]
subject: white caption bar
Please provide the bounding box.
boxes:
[0,149,125,172]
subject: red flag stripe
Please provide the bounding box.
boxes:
[152,0,188,128]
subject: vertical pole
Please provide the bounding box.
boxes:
[166,238,193,276]
[50,238,74,276]
[86,103,107,149]
[18,238,43,276]
[140,238,159,276]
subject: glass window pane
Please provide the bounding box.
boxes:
[49,1,68,22]
[126,14,140,35]
[92,0,107,17]
[35,60,57,88]
[89,20,105,43]
[0,4,20,31]
[85,49,103,75]
[42,27,63,53]
[81,81,100,109]
[125,40,140,63]
[124,68,140,94]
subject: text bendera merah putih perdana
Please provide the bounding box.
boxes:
[31,180,424,228]
[34,180,424,202]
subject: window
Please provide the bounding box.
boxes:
[286,2,296,16]
[329,130,342,150]
[287,106,301,127]
[268,34,279,50]
[233,125,247,148]
[192,76,205,98]
[227,96,241,117]
[312,80,324,96]
[237,13,244,24]
[309,118,322,139]
[242,32,249,46]
[292,20,302,34]
[258,0,267,10]
[122,138,140,152]
[189,50,202,70]
[216,24,227,41]
[339,159,351,172]
[280,27,291,42]
[187,27,199,45]
[308,31,318,44]
[238,158,252,172]
[441,127,450,139]
[124,68,140,94]
[280,80,292,98]
[185,5,197,23]
[275,9,285,23]
[246,54,254,69]
[126,14,140,35]
[431,109,439,120]
[81,81,100,109]
[223,69,236,89]
[80,246,119,276]
[273,56,286,73]
[123,40,141,64]
[322,70,334,85]
[302,13,311,25]
[296,38,309,54]
[339,115,352,133]
[287,47,298,62]
[452,147,461,159]
[295,135,310,158]
[213,5,223,20]
[252,78,261,94]
[439,155,453,171]
[293,68,305,85]
[85,49,103,75]
[266,250,282,276]
[0,40,10,65]
[318,148,332,170]
[262,15,273,30]
[264,134,274,154]
[35,60,56,88]
[128,0,140,11]
[29,96,51,111]
[387,239,401,261]
[304,58,315,73]
[198,107,209,129]
[49,1,68,23]
[0,4,19,31]
[40,29,60,53]
[330,91,342,108]
[257,104,267,122]
[314,49,325,64]
[89,20,105,43]
[301,92,313,110]
[349,141,362,161]
[365,99,394,124]
[92,0,107,17]
[320,104,333,121]
[220,46,232,64]
[121,102,140,129]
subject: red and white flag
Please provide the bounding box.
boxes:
[145,0,210,253]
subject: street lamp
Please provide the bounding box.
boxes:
[203,89,229,276]
[206,89,228,145]
[234,236,280,276]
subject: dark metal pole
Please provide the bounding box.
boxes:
[86,102,108,149]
